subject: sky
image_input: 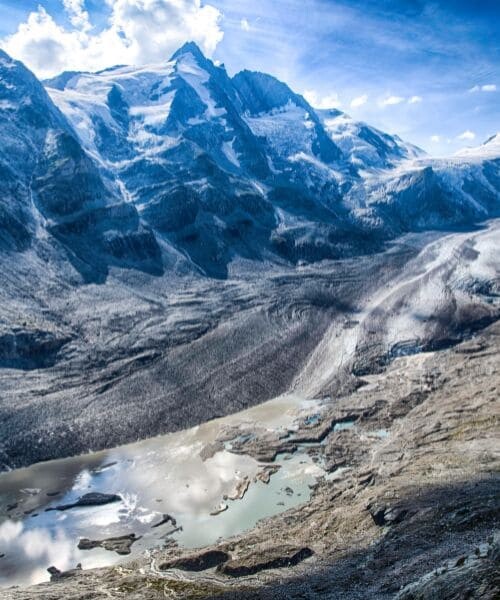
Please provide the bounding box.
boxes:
[0,0,498,156]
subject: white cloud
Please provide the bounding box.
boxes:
[240,18,250,31]
[469,84,497,93]
[1,0,224,78]
[63,0,92,32]
[304,89,341,109]
[408,95,422,104]
[430,135,440,143]
[457,130,475,140]
[350,94,368,108]
[381,95,405,106]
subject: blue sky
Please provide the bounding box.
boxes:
[0,0,498,155]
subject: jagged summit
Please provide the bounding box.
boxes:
[170,40,208,63]
[232,70,304,115]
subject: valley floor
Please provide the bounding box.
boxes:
[2,317,498,599]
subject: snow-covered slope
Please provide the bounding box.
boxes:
[0,42,497,280]
[316,108,424,170]
[456,133,500,159]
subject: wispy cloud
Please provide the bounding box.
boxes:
[304,89,341,109]
[430,135,441,143]
[350,94,368,108]
[380,95,405,106]
[62,0,91,33]
[240,18,250,31]
[457,130,476,140]
[469,84,497,92]
[408,95,422,104]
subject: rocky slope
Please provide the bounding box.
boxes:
[0,43,499,469]
[1,218,498,470]
[3,300,498,599]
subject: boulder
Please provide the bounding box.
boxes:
[159,549,230,572]
[78,533,140,555]
[217,545,313,577]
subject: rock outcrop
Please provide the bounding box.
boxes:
[78,534,140,555]
[46,492,122,511]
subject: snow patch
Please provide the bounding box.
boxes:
[221,138,240,167]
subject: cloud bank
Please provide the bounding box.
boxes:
[458,130,475,140]
[1,0,224,78]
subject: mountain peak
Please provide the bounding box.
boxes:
[170,41,207,63]
[484,132,500,146]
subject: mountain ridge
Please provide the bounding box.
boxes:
[15,41,492,278]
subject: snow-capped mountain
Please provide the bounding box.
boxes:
[1,42,499,279]
[0,41,499,482]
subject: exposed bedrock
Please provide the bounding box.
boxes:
[216,546,314,577]
[160,550,230,572]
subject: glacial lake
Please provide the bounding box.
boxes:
[0,394,326,588]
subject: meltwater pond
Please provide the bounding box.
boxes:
[0,394,325,588]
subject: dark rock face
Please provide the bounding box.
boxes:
[47,564,82,580]
[0,328,71,369]
[217,546,313,577]
[160,549,230,572]
[46,492,121,511]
